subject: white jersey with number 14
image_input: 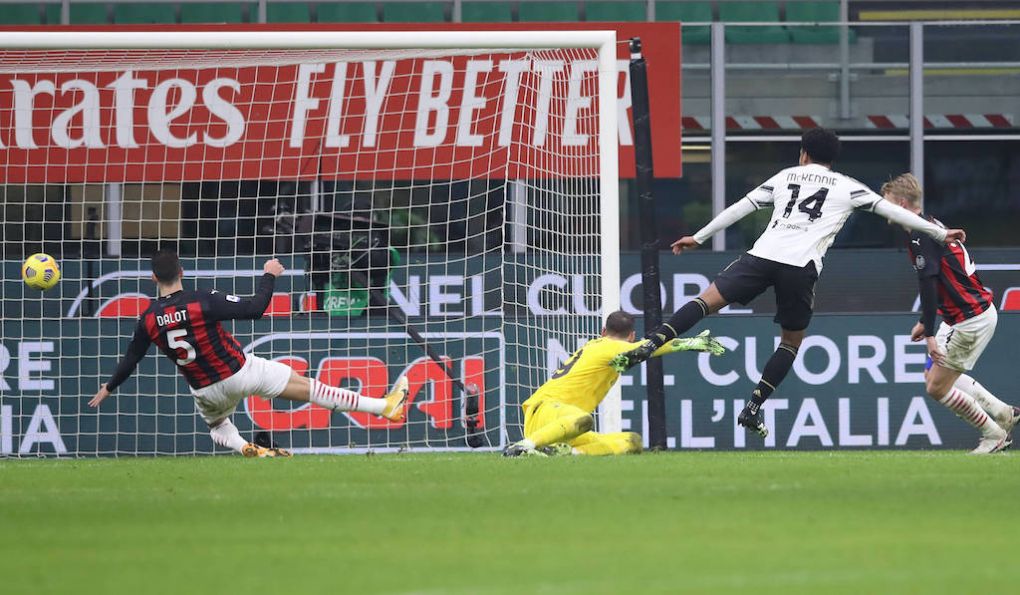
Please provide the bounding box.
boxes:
[744,163,882,271]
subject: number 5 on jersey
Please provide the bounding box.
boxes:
[167,328,196,365]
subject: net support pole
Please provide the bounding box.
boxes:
[596,32,622,434]
[628,38,666,451]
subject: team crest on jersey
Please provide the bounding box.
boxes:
[914,255,926,270]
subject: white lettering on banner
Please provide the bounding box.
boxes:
[497,60,529,147]
[793,336,841,385]
[744,336,765,380]
[894,336,927,383]
[698,336,741,386]
[532,60,564,147]
[895,397,941,445]
[52,79,104,149]
[563,60,598,147]
[616,60,633,146]
[290,63,325,148]
[149,78,198,148]
[325,62,351,149]
[528,274,569,315]
[11,79,55,149]
[0,344,10,391]
[1,405,11,454]
[787,398,834,447]
[18,341,54,391]
[428,275,463,316]
[415,60,455,147]
[877,397,890,445]
[733,399,746,448]
[680,400,715,448]
[107,71,149,148]
[848,335,888,384]
[0,50,669,164]
[203,78,245,148]
[761,399,789,448]
[19,404,67,455]
[838,398,873,446]
[363,61,396,148]
[456,60,493,147]
[389,275,422,316]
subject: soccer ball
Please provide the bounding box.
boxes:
[22,253,61,291]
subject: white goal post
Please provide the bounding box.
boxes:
[0,29,620,455]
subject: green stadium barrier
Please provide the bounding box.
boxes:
[719,1,790,44]
[317,2,380,23]
[382,1,446,22]
[518,1,579,22]
[586,1,645,22]
[267,1,311,22]
[113,2,178,24]
[180,2,252,23]
[656,2,711,44]
[460,1,512,22]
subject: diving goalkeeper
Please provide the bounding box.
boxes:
[503,310,725,457]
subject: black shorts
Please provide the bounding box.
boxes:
[713,253,819,331]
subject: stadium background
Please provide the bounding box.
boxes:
[2,0,1018,455]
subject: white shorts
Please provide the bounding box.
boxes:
[190,355,293,425]
[935,306,998,373]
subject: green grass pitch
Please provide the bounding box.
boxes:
[2,452,1018,594]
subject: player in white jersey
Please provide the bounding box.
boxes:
[611,128,966,438]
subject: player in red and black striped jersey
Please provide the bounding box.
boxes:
[89,250,409,458]
[883,174,1019,454]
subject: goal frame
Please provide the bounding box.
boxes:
[1,29,623,435]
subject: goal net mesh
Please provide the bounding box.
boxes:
[0,42,610,455]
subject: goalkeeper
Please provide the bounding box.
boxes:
[503,311,725,457]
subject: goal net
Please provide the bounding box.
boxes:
[0,31,619,456]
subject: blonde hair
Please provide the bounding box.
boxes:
[881,173,923,206]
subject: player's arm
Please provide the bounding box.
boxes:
[90,322,152,407]
[629,330,727,358]
[853,189,964,244]
[207,259,283,321]
[673,175,779,253]
[908,237,945,362]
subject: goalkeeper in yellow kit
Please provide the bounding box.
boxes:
[503,310,726,457]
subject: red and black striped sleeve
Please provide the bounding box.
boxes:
[105,319,153,392]
[204,273,277,321]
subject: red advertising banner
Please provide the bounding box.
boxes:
[0,23,681,183]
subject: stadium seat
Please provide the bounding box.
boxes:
[460,1,512,22]
[0,3,44,25]
[518,1,579,22]
[586,1,645,22]
[785,1,855,44]
[267,2,311,22]
[70,3,111,24]
[382,2,446,22]
[180,3,251,23]
[317,2,379,23]
[656,2,712,45]
[113,3,178,24]
[719,2,789,44]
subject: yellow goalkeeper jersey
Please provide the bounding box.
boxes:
[523,336,670,414]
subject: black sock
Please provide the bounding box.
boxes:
[748,343,799,411]
[647,298,710,348]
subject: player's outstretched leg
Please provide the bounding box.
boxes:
[569,431,642,456]
[738,327,805,437]
[279,372,409,422]
[926,367,1008,454]
[612,285,729,372]
[955,373,1020,435]
[504,402,593,457]
[209,418,290,457]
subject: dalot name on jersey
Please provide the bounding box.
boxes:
[155,309,189,327]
